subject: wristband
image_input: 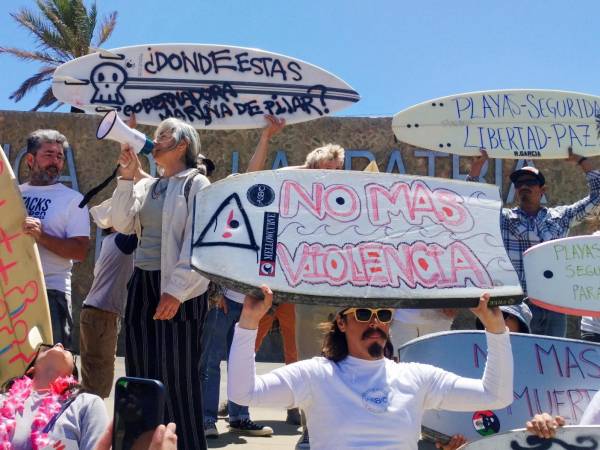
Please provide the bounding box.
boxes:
[578,156,588,165]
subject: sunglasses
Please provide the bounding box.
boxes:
[514,179,541,188]
[343,308,394,324]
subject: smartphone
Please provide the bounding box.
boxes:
[112,377,165,450]
[421,425,451,446]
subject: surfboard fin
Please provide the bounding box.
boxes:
[52,75,89,85]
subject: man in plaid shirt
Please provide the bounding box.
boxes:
[468,149,600,337]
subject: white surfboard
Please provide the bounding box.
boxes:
[52,44,360,129]
[399,331,600,442]
[392,90,600,159]
[524,235,600,317]
[190,169,522,307]
[458,426,600,450]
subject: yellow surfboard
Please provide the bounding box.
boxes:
[0,145,52,384]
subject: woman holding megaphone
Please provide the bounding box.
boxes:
[109,117,214,450]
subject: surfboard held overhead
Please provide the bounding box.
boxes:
[190,170,522,307]
[52,43,360,129]
[392,89,600,159]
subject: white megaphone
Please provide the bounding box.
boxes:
[96,110,154,155]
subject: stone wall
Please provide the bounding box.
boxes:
[1,110,598,352]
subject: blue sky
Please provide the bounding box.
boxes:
[0,0,597,116]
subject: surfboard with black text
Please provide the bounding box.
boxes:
[190,170,522,307]
[524,235,600,317]
[399,331,600,442]
[457,426,600,450]
[52,44,360,129]
[392,90,600,159]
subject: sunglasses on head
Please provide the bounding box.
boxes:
[343,308,394,324]
[514,179,541,188]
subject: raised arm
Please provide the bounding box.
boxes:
[466,149,489,182]
[426,294,514,412]
[110,145,148,234]
[246,115,286,172]
[228,285,297,408]
[555,147,600,226]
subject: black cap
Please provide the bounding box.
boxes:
[509,166,545,186]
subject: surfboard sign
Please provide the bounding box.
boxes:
[52,44,360,129]
[524,236,600,317]
[392,90,600,159]
[0,146,52,384]
[399,331,600,442]
[458,426,600,450]
[190,170,522,307]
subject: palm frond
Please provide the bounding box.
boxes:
[56,0,91,56]
[51,100,65,112]
[32,85,57,110]
[36,0,79,57]
[8,66,55,102]
[4,0,118,108]
[0,47,64,65]
[87,2,98,43]
[94,11,117,47]
[10,9,70,60]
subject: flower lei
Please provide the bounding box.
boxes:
[0,375,76,450]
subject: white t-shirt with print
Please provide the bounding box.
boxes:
[229,326,513,450]
[20,183,90,296]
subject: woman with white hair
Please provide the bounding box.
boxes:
[110,118,213,449]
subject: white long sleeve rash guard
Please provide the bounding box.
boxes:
[228,325,513,450]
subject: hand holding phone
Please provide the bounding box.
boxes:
[112,377,165,450]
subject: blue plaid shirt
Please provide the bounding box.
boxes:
[468,170,600,294]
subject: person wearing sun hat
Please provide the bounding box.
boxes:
[468,148,600,337]
[476,302,533,334]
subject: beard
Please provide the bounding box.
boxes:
[362,328,388,358]
[367,342,384,358]
[30,162,60,185]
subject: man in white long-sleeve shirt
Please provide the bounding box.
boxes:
[228,285,514,450]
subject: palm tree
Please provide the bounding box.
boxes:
[0,0,117,111]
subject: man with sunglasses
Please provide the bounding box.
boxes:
[227,285,513,450]
[468,148,600,337]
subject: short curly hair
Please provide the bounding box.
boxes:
[26,129,68,155]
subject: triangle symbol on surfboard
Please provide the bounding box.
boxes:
[193,193,259,252]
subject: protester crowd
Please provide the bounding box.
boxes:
[2,113,600,450]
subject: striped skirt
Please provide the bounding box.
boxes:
[125,268,208,450]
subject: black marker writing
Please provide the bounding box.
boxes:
[144,49,303,81]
